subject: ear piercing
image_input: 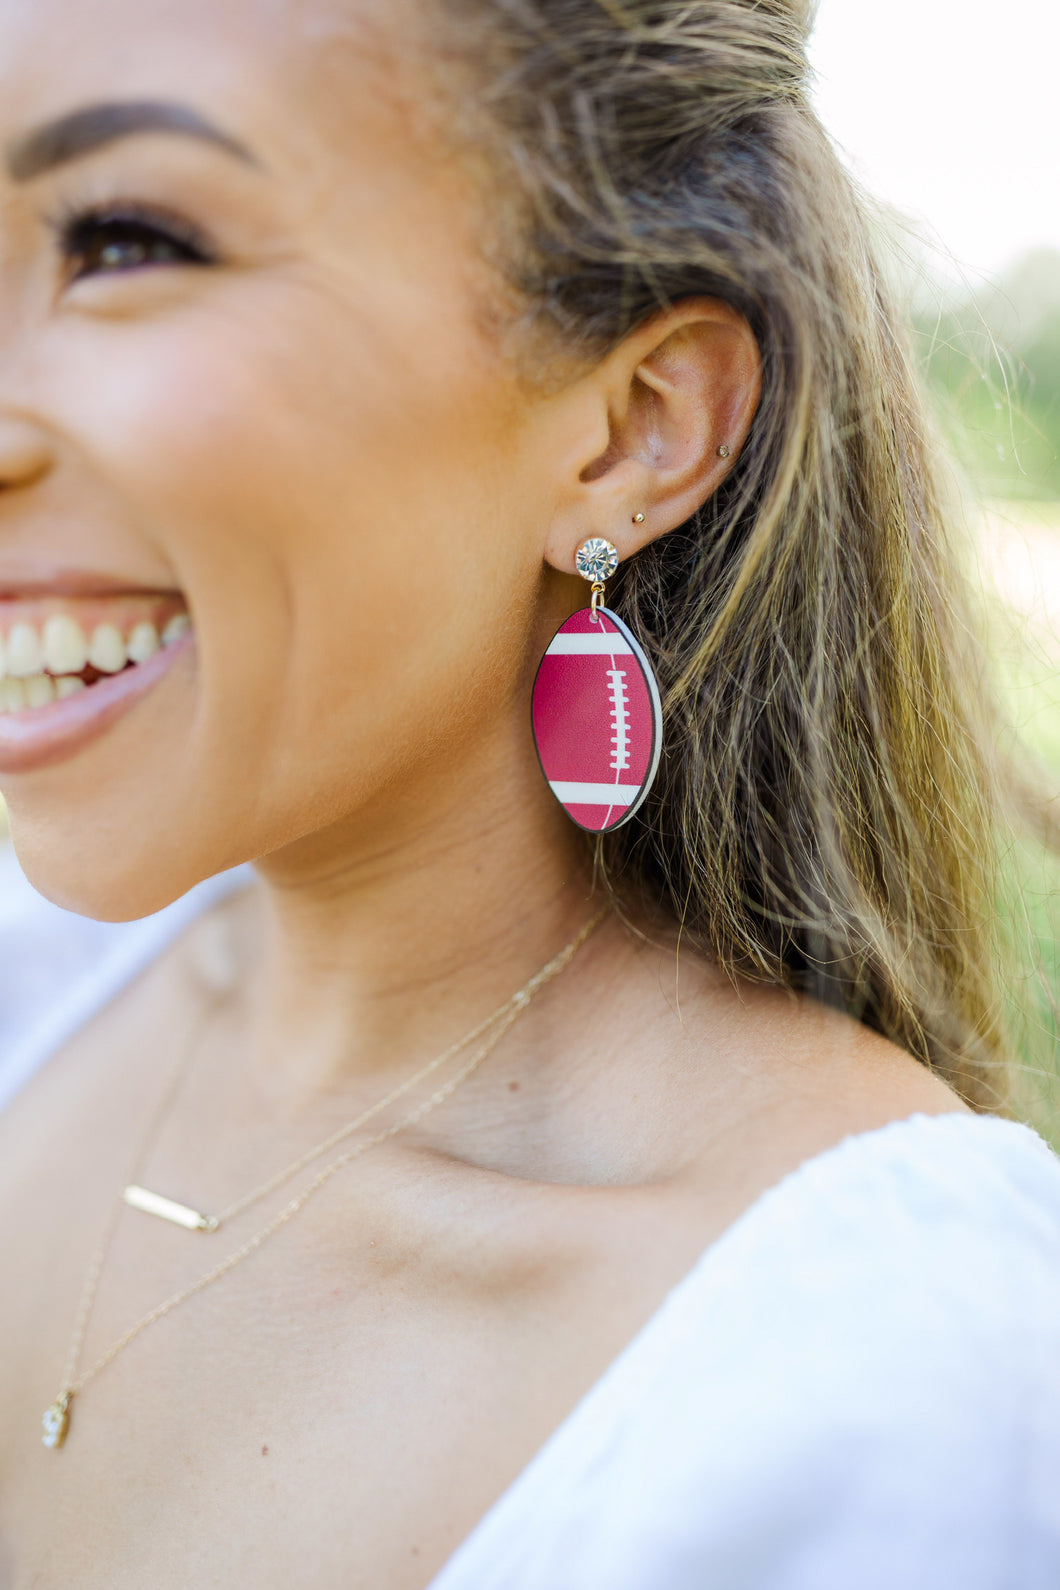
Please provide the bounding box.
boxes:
[717,444,732,459]
[632,512,645,524]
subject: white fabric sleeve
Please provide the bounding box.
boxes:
[430,1115,1060,1590]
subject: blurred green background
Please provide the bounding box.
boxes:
[910,247,1060,1140]
[807,0,1059,1134]
[914,247,1060,505]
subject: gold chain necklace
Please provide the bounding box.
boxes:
[41,910,605,1450]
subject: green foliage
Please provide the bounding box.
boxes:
[902,243,1060,1128]
[1005,834,1060,1146]
[912,247,1060,502]
[984,536,1060,1139]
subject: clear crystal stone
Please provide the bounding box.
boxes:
[575,539,619,585]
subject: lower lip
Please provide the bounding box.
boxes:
[0,632,194,775]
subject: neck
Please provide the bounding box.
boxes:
[236,757,597,1113]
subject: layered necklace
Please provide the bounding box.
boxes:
[42,910,605,1450]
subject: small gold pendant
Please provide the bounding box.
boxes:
[42,1393,72,1450]
[123,1185,219,1232]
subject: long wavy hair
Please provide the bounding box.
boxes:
[437,0,1047,1110]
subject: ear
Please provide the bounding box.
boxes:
[543,298,761,574]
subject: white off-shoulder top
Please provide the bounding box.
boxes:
[2,844,1059,1589]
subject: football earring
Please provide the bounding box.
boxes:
[531,537,663,833]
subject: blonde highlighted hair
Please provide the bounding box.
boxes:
[442,0,1042,1108]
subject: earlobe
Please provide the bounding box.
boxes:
[544,298,761,576]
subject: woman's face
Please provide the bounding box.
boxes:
[0,0,586,916]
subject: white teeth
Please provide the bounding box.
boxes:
[87,623,127,674]
[162,613,191,646]
[24,673,56,708]
[43,614,90,676]
[55,675,87,700]
[0,608,186,695]
[127,621,160,665]
[6,623,44,678]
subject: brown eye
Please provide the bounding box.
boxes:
[56,206,215,282]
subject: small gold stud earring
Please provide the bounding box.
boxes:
[633,512,645,524]
[717,445,731,459]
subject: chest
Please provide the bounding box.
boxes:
[0,1247,556,1590]
[0,1025,710,1590]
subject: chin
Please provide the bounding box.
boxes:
[3,803,230,923]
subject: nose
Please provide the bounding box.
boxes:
[0,415,52,490]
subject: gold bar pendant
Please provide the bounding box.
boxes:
[123,1185,218,1232]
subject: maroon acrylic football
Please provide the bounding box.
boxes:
[531,607,663,833]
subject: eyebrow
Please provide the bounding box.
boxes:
[5,100,260,183]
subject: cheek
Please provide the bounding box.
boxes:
[44,283,538,826]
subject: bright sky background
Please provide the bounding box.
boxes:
[808,0,1060,286]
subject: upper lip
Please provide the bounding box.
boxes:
[0,568,182,599]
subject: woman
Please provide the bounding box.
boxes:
[0,0,1057,1584]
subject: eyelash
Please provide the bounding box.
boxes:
[47,200,217,283]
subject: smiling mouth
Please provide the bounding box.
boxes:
[0,598,190,714]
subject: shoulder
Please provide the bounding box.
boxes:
[490,1116,1060,1589]
[715,1112,1060,1388]
[0,844,253,1113]
[657,1116,1060,1577]
[684,1113,1060,1453]
[438,1115,1060,1589]
[750,1108,1060,1256]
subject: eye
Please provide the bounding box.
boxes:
[53,202,216,283]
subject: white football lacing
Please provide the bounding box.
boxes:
[607,669,630,772]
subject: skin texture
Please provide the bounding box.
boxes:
[0,1,966,1586]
